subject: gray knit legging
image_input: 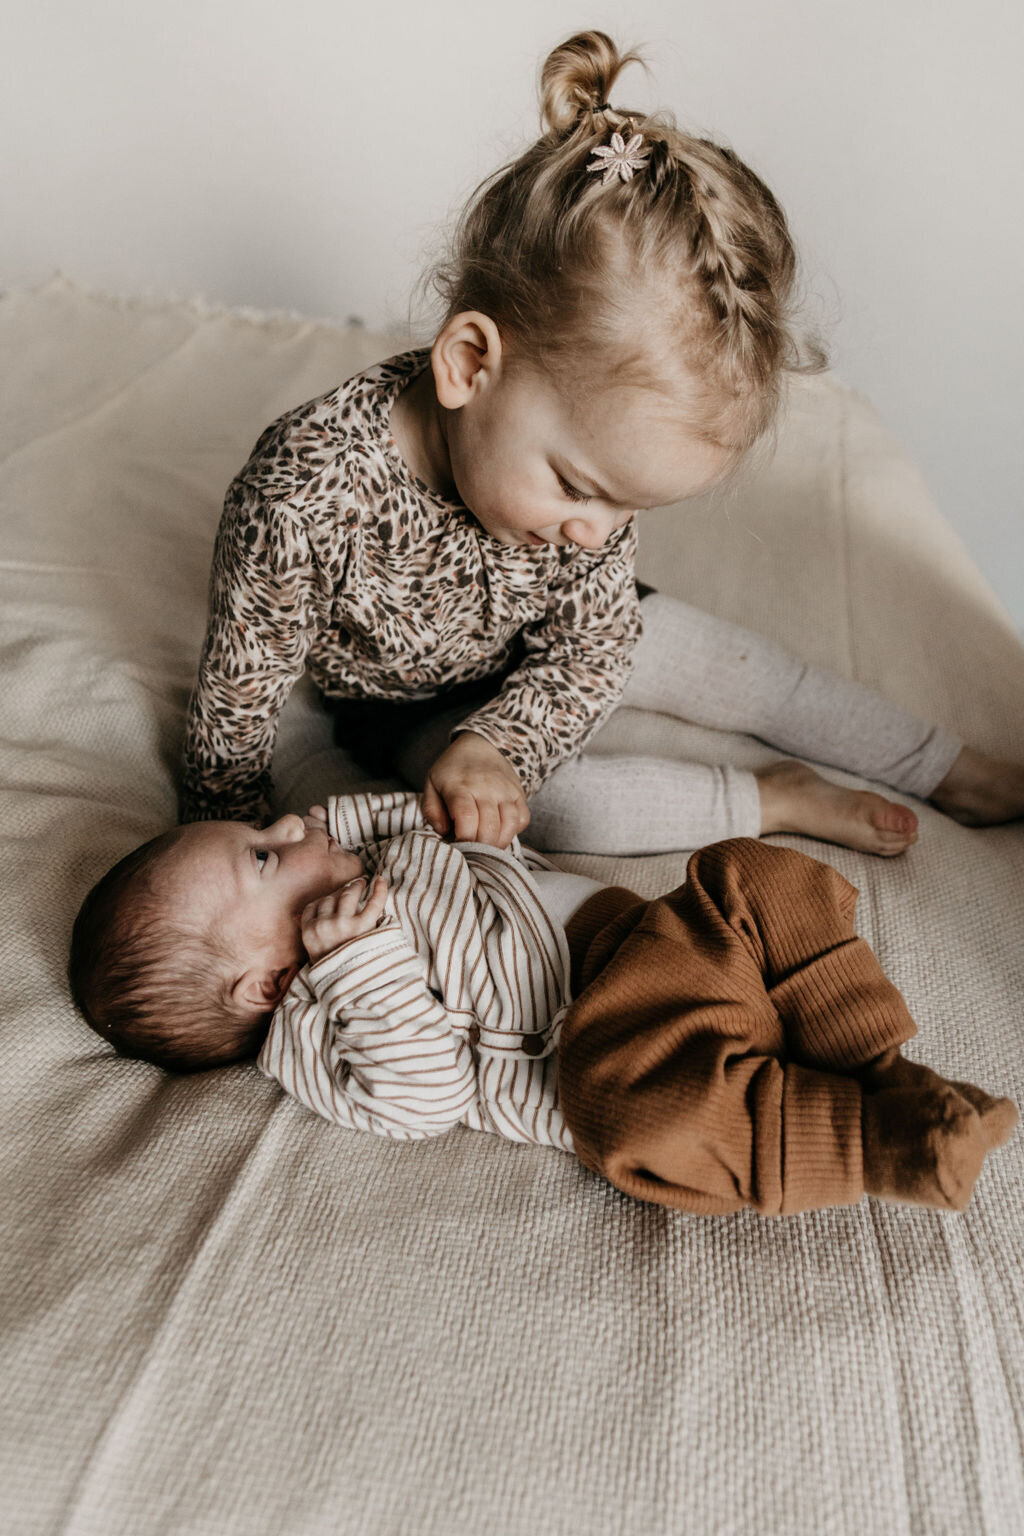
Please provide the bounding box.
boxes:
[395,591,961,856]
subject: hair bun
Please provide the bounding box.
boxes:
[539,30,643,134]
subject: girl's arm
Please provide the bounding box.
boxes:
[451,521,642,802]
[180,476,327,824]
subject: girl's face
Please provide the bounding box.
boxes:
[443,358,735,551]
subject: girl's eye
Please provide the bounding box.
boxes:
[557,473,590,505]
[253,848,270,871]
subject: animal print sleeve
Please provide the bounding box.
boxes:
[454,522,642,798]
[179,477,330,823]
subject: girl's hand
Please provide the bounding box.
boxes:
[303,804,329,834]
[301,875,389,962]
[422,732,530,848]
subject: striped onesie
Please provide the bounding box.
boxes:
[254,791,1002,1216]
[258,791,581,1149]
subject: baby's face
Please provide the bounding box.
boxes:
[159,813,364,978]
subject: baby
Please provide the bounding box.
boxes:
[69,791,1016,1216]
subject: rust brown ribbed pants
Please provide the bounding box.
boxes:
[559,838,917,1216]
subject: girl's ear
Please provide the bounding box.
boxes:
[230,964,299,1015]
[431,312,503,409]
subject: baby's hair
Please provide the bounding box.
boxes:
[429,29,826,450]
[69,831,268,1073]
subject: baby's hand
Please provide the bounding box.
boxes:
[303,804,329,834]
[301,875,389,962]
[423,732,529,848]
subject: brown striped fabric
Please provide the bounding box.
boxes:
[258,791,575,1149]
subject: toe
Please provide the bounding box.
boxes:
[872,799,917,836]
[867,797,918,855]
[980,1096,1019,1150]
[949,1084,1019,1148]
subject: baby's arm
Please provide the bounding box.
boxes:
[180,478,326,824]
[258,880,477,1139]
[319,789,438,847]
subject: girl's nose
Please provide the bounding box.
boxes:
[266,813,306,843]
[561,515,613,550]
[563,506,637,550]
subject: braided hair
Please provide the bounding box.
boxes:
[428,30,825,451]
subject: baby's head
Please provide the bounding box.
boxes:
[69,813,363,1073]
[423,31,824,548]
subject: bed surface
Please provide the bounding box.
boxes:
[2,277,1023,1535]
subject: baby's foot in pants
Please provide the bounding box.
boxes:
[948,1080,1019,1149]
[863,1085,986,1210]
[863,1072,1017,1210]
[858,1051,1018,1154]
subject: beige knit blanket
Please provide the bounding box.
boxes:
[2,278,1022,1535]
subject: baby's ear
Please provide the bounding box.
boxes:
[230,964,298,1014]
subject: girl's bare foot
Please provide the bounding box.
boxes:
[929,746,1024,826]
[756,760,918,856]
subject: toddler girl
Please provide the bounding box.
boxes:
[180,30,1024,853]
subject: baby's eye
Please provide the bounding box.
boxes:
[253,848,270,871]
[557,473,590,505]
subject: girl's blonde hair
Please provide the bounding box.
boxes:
[429,30,826,450]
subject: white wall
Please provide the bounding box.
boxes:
[4,0,1022,626]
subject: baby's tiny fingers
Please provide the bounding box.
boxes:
[303,891,330,916]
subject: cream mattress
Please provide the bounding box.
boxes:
[2,277,1022,1535]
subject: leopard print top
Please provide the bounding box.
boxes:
[180,350,642,823]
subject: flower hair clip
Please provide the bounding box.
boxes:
[587,129,649,186]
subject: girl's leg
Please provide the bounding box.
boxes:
[928,745,1024,825]
[526,754,761,856]
[393,680,918,858]
[391,593,1016,855]
[630,592,1024,830]
[626,592,961,797]
[525,742,921,862]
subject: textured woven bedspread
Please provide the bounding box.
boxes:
[2,278,1022,1535]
